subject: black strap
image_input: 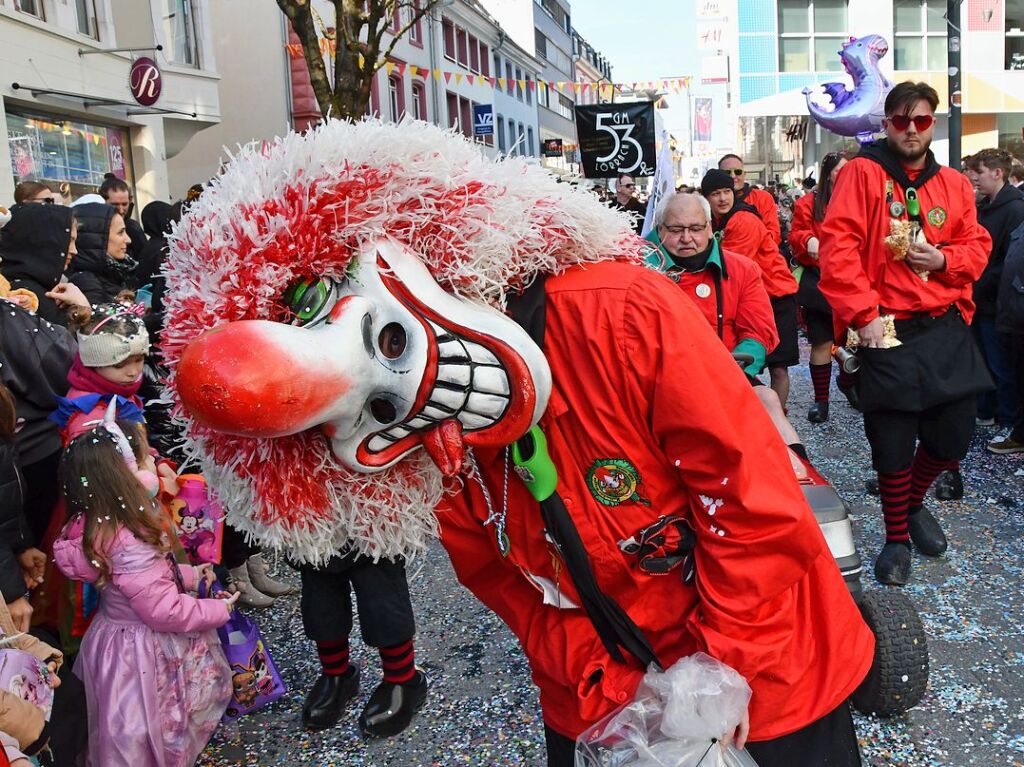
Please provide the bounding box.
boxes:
[508,277,663,671]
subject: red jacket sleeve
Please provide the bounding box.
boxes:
[931,173,992,289]
[622,273,826,685]
[752,189,782,245]
[818,160,882,330]
[788,194,820,268]
[733,260,779,353]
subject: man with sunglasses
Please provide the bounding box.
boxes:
[610,172,647,235]
[719,154,782,246]
[819,81,992,586]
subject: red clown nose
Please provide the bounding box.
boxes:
[178,321,353,438]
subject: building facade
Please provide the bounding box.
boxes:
[1,0,222,207]
[731,0,1024,180]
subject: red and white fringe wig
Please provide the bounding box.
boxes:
[163,118,641,565]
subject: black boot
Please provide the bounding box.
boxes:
[864,476,880,496]
[874,542,912,586]
[807,401,829,423]
[359,670,428,738]
[933,470,963,501]
[907,506,948,556]
[302,669,360,730]
[837,380,861,411]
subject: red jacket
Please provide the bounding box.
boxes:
[788,193,821,269]
[819,151,991,332]
[671,245,779,354]
[717,209,798,298]
[437,261,874,742]
[738,185,781,245]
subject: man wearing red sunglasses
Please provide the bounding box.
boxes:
[819,81,993,586]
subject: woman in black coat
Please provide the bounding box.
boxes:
[66,201,134,305]
[0,203,76,325]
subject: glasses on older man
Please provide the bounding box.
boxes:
[725,168,744,176]
[661,223,708,235]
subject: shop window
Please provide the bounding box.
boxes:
[998,113,1024,157]
[6,112,135,201]
[893,0,947,71]
[159,0,201,68]
[412,82,427,121]
[778,0,847,73]
[1007,0,1024,69]
[15,0,44,19]
[76,0,99,38]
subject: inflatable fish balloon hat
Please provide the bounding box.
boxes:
[164,118,642,564]
[802,34,895,142]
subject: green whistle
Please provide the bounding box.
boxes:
[905,188,920,218]
[511,425,559,502]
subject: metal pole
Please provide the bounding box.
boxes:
[947,0,962,168]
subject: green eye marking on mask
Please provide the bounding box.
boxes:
[284,278,330,326]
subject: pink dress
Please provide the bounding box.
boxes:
[53,519,232,767]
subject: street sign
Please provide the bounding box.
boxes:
[473,104,493,136]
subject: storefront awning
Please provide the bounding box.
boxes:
[10,83,198,118]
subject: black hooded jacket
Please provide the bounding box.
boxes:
[975,183,1024,317]
[0,438,31,603]
[67,202,136,305]
[135,201,174,290]
[0,203,74,325]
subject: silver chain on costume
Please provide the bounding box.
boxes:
[466,447,511,556]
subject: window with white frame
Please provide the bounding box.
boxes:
[14,0,45,19]
[76,0,99,38]
[159,0,200,67]
[893,0,946,71]
[527,127,535,156]
[1005,0,1024,69]
[412,82,427,121]
[778,0,848,73]
[388,75,404,121]
[497,115,506,152]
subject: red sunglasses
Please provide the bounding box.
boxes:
[889,114,935,132]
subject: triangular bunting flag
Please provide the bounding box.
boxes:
[582,82,591,92]
[527,80,535,90]
[385,62,395,75]
[489,76,497,87]
[572,82,581,93]
[444,71,453,84]
[497,77,505,89]
[434,69,442,81]
[455,73,463,84]
[395,62,406,76]
[409,65,419,78]
[517,79,526,91]
[466,74,475,85]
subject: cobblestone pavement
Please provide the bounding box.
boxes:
[200,344,1024,767]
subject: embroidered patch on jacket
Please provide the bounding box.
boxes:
[927,207,947,227]
[586,458,651,507]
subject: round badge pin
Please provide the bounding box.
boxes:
[890,201,905,217]
[696,283,711,298]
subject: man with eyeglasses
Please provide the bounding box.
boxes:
[819,81,992,586]
[646,192,810,456]
[610,172,647,235]
[718,154,782,246]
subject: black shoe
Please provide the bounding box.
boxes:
[864,476,880,496]
[907,506,948,556]
[874,542,912,586]
[933,470,963,501]
[302,669,360,730]
[837,380,861,411]
[807,401,829,423]
[359,670,428,738]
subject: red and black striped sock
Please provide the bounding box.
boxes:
[908,447,954,511]
[837,366,856,390]
[809,363,832,403]
[878,468,912,543]
[379,639,417,685]
[316,638,351,677]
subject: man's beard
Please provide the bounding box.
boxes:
[888,135,931,164]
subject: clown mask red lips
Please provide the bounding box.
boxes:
[178,238,552,475]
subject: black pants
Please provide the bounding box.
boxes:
[1010,335,1024,442]
[20,449,62,545]
[221,523,259,570]
[863,395,976,473]
[551,701,861,767]
[299,553,415,648]
[766,294,800,368]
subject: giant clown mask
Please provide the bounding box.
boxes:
[164,119,640,564]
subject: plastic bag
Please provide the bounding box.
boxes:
[575,653,758,767]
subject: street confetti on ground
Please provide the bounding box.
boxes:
[200,340,1024,766]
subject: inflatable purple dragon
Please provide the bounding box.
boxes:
[803,34,895,143]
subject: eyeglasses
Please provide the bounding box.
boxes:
[621,183,635,188]
[661,224,708,236]
[724,168,745,176]
[888,114,935,132]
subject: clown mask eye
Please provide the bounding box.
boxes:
[378,322,407,359]
[283,277,342,327]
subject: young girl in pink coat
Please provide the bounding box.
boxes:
[53,409,237,767]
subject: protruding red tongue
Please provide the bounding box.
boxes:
[421,419,464,476]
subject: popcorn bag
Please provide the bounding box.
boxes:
[575,653,758,767]
[0,647,54,721]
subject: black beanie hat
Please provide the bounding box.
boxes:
[701,169,734,197]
